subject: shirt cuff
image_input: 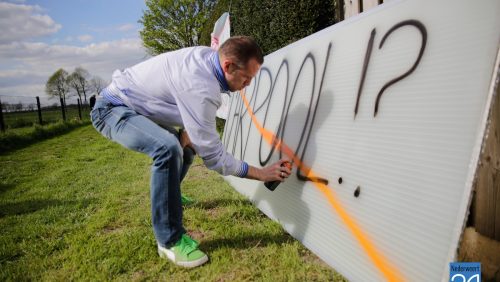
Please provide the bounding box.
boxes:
[233,162,249,178]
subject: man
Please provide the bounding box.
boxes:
[89,95,96,109]
[90,36,291,268]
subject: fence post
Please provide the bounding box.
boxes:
[362,0,380,11]
[0,98,5,132]
[60,97,66,122]
[473,80,500,240]
[344,0,360,19]
[36,96,43,125]
[334,0,344,23]
[77,98,82,120]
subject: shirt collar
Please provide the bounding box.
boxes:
[209,51,230,93]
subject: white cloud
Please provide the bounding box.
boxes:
[0,39,149,98]
[118,24,136,32]
[0,2,61,43]
[78,34,93,42]
[2,0,27,3]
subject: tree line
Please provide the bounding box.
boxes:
[140,0,343,56]
[45,67,107,106]
[46,0,343,105]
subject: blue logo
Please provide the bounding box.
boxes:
[449,262,480,282]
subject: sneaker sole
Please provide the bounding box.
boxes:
[158,247,209,268]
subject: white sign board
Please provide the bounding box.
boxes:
[211,12,232,120]
[222,0,500,281]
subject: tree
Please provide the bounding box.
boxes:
[90,76,107,96]
[67,72,82,102]
[139,0,216,55]
[15,102,23,112]
[2,102,10,112]
[45,68,69,106]
[67,67,91,104]
[200,0,336,55]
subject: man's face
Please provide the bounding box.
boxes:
[222,58,261,92]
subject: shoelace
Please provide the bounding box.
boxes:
[177,234,199,255]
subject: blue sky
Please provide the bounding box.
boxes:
[31,0,146,45]
[0,0,149,101]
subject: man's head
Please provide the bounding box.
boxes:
[218,36,264,92]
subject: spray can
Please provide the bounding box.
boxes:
[264,161,292,191]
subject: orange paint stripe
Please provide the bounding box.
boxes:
[239,89,404,282]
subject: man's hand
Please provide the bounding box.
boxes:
[247,158,292,182]
[179,129,195,152]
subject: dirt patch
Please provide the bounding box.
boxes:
[205,207,222,218]
[458,227,500,281]
[130,270,146,282]
[187,229,209,241]
[102,225,123,234]
[301,248,329,267]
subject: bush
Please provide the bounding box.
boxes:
[200,0,336,55]
[9,118,34,129]
[0,120,90,154]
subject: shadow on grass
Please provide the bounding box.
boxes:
[0,183,16,196]
[194,198,253,210]
[202,232,295,251]
[0,198,94,217]
[0,120,91,155]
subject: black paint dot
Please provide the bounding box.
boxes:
[354,186,361,198]
[338,177,343,184]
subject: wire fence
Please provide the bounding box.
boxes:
[0,95,93,132]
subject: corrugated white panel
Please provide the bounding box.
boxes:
[222,0,500,281]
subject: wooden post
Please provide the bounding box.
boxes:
[60,97,66,122]
[0,98,5,132]
[344,0,360,19]
[36,96,43,125]
[334,0,344,23]
[362,0,380,12]
[77,98,82,120]
[344,0,381,19]
[473,80,500,240]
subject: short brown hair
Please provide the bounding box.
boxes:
[219,36,264,68]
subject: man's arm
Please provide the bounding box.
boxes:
[246,159,292,182]
[179,129,292,182]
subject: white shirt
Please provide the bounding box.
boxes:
[105,46,246,177]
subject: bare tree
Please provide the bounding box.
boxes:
[67,67,91,104]
[2,102,10,112]
[67,72,83,101]
[90,75,107,96]
[15,102,23,112]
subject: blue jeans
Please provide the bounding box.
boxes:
[90,98,195,247]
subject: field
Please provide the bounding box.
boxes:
[0,125,346,281]
[2,106,91,129]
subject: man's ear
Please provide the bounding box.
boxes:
[221,58,232,73]
[222,58,239,75]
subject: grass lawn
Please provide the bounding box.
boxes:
[0,125,346,281]
[3,106,91,129]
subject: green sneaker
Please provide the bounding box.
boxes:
[181,195,195,206]
[158,234,208,268]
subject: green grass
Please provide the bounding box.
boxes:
[0,120,91,153]
[0,125,346,281]
[3,106,91,129]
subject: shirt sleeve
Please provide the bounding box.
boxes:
[174,87,247,177]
